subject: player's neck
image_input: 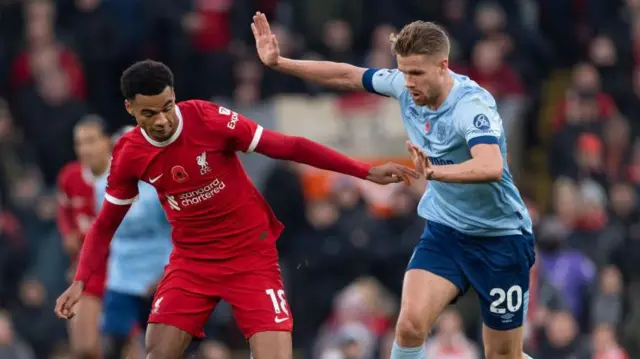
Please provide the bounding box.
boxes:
[90,158,110,177]
[428,72,454,111]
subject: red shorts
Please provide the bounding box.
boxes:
[148,244,293,339]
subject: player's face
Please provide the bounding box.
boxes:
[74,124,110,171]
[397,54,448,107]
[125,86,178,142]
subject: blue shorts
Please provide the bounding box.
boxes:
[101,290,153,337]
[407,221,535,331]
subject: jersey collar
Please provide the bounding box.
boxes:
[140,105,184,147]
[81,161,110,184]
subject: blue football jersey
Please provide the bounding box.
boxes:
[363,69,532,236]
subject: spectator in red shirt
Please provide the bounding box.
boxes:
[553,63,617,132]
[10,0,85,100]
[454,39,525,100]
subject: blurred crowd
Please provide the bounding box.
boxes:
[0,0,639,358]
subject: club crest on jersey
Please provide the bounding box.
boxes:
[424,120,432,134]
[171,165,189,183]
[197,152,211,175]
[436,122,448,142]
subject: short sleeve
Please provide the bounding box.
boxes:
[200,101,263,153]
[105,141,139,205]
[454,96,503,148]
[362,68,405,99]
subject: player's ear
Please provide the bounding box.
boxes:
[124,100,134,116]
[440,58,448,73]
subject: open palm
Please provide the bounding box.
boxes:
[251,12,280,67]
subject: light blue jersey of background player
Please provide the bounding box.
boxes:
[94,174,172,297]
[94,161,171,351]
[362,67,535,332]
[363,68,532,236]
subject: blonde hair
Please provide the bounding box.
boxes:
[390,21,450,57]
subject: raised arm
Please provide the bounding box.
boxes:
[251,12,366,91]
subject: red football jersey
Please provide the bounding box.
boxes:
[104,100,284,260]
[57,161,96,242]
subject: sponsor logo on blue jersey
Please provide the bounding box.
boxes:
[429,156,454,165]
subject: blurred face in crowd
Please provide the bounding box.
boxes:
[74,120,111,173]
[599,266,623,295]
[75,0,100,12]
[125,86,179,142]
[610,183,637,218]
[443,0,466,23]
[323,20,352,53]
[475,4,505,34]
[571,63,600,94]
[545,311,577,348]
[372,25,397,51]
[306,200,339,230]
[589,36,617,67]
[26,0,55,47]
[472,40,502,74]
[436,310,462,339]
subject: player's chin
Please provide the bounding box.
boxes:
[411,96,428,106]
[149,130,172,142]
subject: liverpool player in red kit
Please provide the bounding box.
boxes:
[57,116,112,359]
[55,60,418,359]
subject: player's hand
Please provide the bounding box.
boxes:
[406,141,435,179]
[54,281,84,320]
[251,12,280,67]
[366,162,420,185]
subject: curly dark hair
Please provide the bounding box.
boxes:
[120,59,174,100]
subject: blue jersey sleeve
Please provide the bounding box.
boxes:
[361,68,405,98]
[453,95,503,148]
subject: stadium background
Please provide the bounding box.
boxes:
[0,0,638,358]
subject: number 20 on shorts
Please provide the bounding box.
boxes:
[489,285,523,314]
[265,288,289,316]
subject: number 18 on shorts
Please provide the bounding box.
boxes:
[149,264,294,339]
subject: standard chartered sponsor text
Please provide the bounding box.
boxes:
[175,179,226,208]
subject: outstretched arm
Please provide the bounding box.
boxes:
[203,101,419,184]
[252,12,366,91]
[254,128,418,185]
